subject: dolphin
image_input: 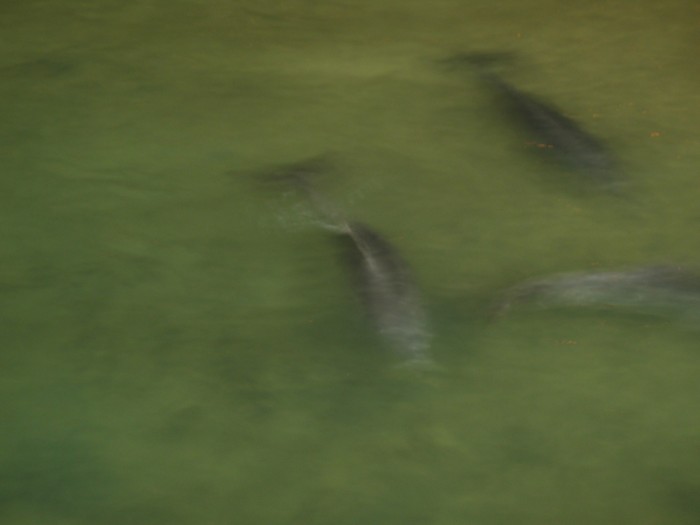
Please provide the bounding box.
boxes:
[494,265,700,322]
[444,52,622,191]
[259,157,433,365]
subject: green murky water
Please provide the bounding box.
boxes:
[2,1,700,523]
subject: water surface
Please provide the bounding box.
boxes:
[2,1,700,523]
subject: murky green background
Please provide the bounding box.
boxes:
[2,1,700,523]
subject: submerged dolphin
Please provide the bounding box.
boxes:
[335,220,432,365]
[260,157,432,365]
[444,52,621,190]
[494,265,700,322]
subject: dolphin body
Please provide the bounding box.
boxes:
[261,157,432,365]
[334,220,432,365]
[494,265,700,322]
[446,52,621,190]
